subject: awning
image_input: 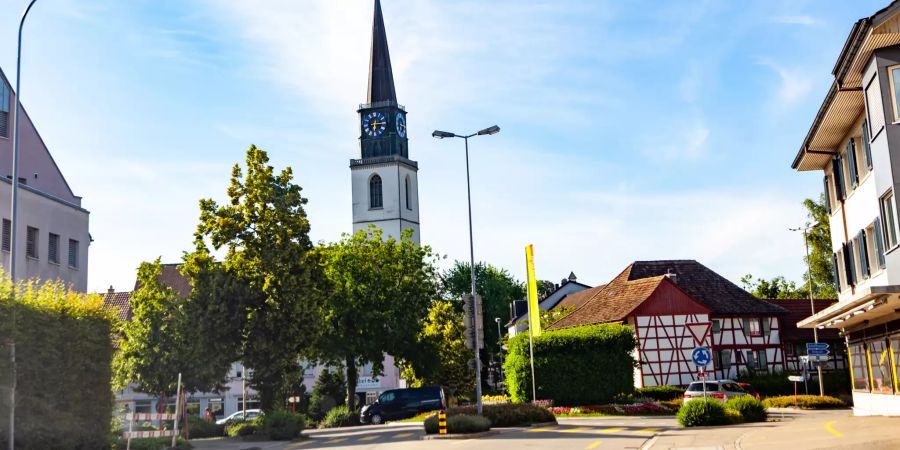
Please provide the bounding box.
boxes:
[798,285,900,330]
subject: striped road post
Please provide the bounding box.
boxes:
[438,410,447,435]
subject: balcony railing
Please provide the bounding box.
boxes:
[358,100,405,111]
[350,154,418,168]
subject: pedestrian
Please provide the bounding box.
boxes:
[205,407,213,423]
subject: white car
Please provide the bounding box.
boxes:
[216,409,262,425]
[683,380,748,403]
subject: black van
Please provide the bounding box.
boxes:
[359,386,446,424]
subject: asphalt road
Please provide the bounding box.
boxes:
[191,416,677,450]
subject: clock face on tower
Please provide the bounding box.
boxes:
[363,111,387,137]
[396,112,407,138]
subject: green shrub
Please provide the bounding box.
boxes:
[0,279,116,450]
[440,403,555,427]
[505,324,637,405]
[736,370,851,397]
[114,437,192,450]
[424,414,491,434]
[225,419,259,437]
[260,411,306,440]
[185,416,225,438]
[725,396,767,422]
[724,408,744,425]
[677,399,727,427]
[635,385,684,401]
[762,395,846,409]
[321,405,358,428]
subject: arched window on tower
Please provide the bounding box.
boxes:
[369,174,383,209]
[405,175,412,210]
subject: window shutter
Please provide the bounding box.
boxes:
[832,158,846,200]
[847,139,859,188]
[832,252,841,291]
[858,230,870,278]
[823,176,832,215]
[763,319,771,336]
[863,120,873,170]
[1,219,9,252]
[844,242,856,286]
[742,318,751,337]
[722,350,732,370]
[758,350,768,370]
[875,217,887,269]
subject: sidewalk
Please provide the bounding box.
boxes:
[644,408,900,450]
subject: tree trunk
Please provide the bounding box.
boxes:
[345,356,358,412]
[258,383,276,412]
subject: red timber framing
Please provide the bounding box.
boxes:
[630,280,712,387]
[708,316,784,380]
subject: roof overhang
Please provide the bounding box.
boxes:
[797,285,900,330]
[793,4,900,171]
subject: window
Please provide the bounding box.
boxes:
[846,139,859,189]
[405,175,412,210]
[890,65,900,123]
[236,396,260,410]
[713,349,731,371]
[186,398,200,416]
[25,226,38,259]
[866,73,886,134]
[746,318,762,337]
[48,233,59,264]
[832,157,846,201]
[0,82,9,138]
[712,320,721,334]
[874,218,887,270]
[134,400,152,414]
[208,398,224,417]
[881,190,899,248]
[892,337,900,393]
[855,232,869,280]
[369,174,383,209]
[864,225,880,274]
[862,119,873,170]
[1,219,9,252]
[869,340,893,393]
[68,239,79,268]
[850,343,870,391]
[745,350,768,371]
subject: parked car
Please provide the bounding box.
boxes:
[360,386,446,424]
[737,382,760,399]
[216,408,262,425]
[683,380,749,402]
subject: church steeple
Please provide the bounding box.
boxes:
[367,0,397,104]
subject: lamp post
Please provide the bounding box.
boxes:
[8,3,38,449]
[790,221,825,396]
[432,125,500,416]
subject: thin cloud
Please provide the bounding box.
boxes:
[760,60,815,108]
[773,15,819,26]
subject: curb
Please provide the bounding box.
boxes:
[422,430,497,440]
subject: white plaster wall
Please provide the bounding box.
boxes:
[351,163,420,244]
[851,391,900,416]
[0,180,88,291]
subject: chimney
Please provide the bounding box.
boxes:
[568,271,577,282]
[665,269,677,284]
[108,285,115,295]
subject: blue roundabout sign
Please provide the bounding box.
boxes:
[692,347,711,367]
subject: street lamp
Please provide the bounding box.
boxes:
[789,221,825,396]
[8,3,39,449]
[432,125,500,416]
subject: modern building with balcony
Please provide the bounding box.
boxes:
[792,0,900,416]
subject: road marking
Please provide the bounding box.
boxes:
[395,432,415,438]
[359,435,379,441]
[634,427,659,434]
[587,440,603,449]
[595,427,625,434]
[328,437,348,443]
[560,427,590,433]
[527,426,556,433]
[825,421,843,437]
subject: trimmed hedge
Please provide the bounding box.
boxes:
[321,405,358,428]
[440,403,555,427]
[677,399,727,427]
[225,419,258,437]
[505,324,636,405]
[260,411,305,440]
[635,385,684,401]
[114,437,192,450]
[424,414,491,434]
[186,416,225,438]
[736,371,850,397]
[725,396,767,422]
[0,278,116,450]
[762,395,846,409]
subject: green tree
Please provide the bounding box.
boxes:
[309,368,346,421]
[802,195,837,298]
[193,145,322,411]
[315,227,440,412]
[537,280,557,299]
[540,306,575,329]
[401,301,475,398]
[442,262,524,355]
[740,274,806,299]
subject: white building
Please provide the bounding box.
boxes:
[0,68,89,291]
[792,0,900,416]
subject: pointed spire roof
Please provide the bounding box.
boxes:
[367,0,397,104]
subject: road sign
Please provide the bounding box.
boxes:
[806,342,829,350]
[806,342,830,357]
[692,347,711,367]
[686,323,711,345]
[463,294,484,350]
[788,375,805,382]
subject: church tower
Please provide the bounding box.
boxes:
[351,0,420,244]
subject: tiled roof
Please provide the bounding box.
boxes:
[626,260,788,316]
[101,291,133,322]
[555,284,605,309]
[549,270,668,329]
[775,298,841,341]
[133,263,192,299]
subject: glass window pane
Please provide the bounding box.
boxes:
[869,340,893,393]
[892,67,900,120]
[851,343,870,391]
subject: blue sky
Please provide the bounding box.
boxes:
[0,0,887,293]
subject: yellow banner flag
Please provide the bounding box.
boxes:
[526,244,541,337]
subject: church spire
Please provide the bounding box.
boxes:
[367,0,397,104]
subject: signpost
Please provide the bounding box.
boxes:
[806,342,830,360]
[692,347,711,397]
